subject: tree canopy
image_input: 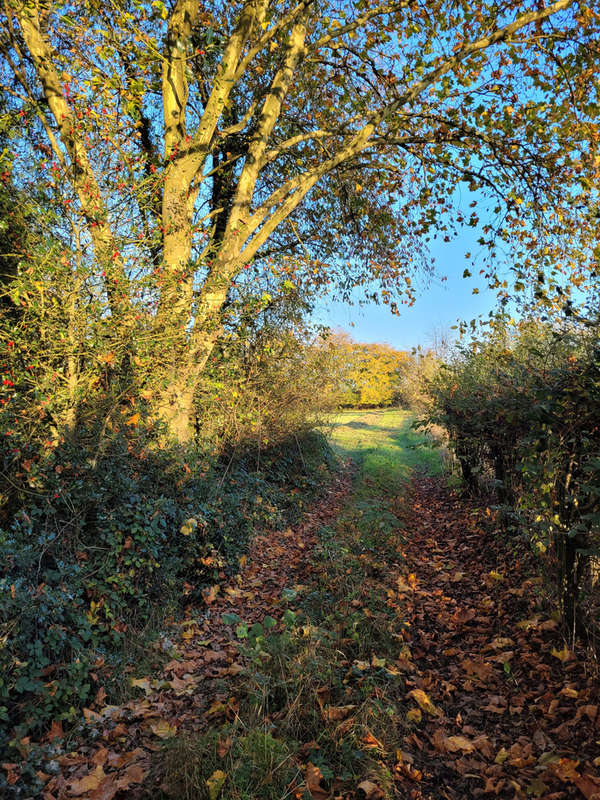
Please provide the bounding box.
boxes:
[1,0,599,439]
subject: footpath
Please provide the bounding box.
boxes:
[36,469,599,800]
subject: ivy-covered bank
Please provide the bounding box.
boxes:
[0,428,337,779]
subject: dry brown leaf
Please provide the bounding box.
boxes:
[574,773,600,800]
[324,704,356,721]
[91,748,109,767]
[461,658,493,681]
[89,775,119,800]
[2,764,19,786]
[217,736,232,758]
[357,779,384,799]
[305,762,328,799]
[117,763,146,787]
[106,749,145,769]
[445,735,475,753]
[361,732,384,750]
[43,721,64,742]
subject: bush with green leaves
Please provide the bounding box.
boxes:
[425,317,600,639]
[0,425,336,767]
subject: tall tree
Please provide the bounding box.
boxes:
[1,0,598,440]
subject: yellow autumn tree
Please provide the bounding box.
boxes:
[329,332,410,407]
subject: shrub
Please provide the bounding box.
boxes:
[0,426,336,766]
[425,317,600,640]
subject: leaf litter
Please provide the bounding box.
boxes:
[10,471,600,799]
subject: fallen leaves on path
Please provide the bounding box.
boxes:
[394,478,600,799]
[30,469,352,799]
[13,472,600,800]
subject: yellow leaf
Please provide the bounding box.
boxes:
[207,699,227,716]
[445,735,475,753]
[69,765,105,796]
[130,677,152,694]
[407,688,442,716]
[516,616,539,630]
[126,412,140,426]
[151,719,177,738]
[489,570,504,581]
[180,518,198,536]
[551,645,573,663]
[561,687,579,699]
[406,707,422,724]
[206,769,227,800]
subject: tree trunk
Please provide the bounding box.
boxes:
[154,382,196,445]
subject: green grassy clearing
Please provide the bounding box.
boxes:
[329,407,443,489]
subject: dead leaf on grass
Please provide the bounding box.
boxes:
[324,704,356,721]
[357,779,384,799]
[305,762,328,799]
[217,736,232,758]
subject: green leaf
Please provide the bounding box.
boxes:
[250,622,264,638]
[282,609,297,626]
[222,612,241,625]
[235,623,248,639]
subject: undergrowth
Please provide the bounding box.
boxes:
[0,427,336,792]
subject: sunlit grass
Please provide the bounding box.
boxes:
[329,408,443,491]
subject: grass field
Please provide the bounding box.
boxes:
[328,407,443,491]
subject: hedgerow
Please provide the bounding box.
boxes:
[425,318,600,641]
[0,424,336,769]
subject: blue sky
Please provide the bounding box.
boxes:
[312,231,501,352]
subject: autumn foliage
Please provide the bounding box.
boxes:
[426,317,600,639]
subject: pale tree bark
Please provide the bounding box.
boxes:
[7,0,578,444]
[13,1,129,318]
[155,0,575,443]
